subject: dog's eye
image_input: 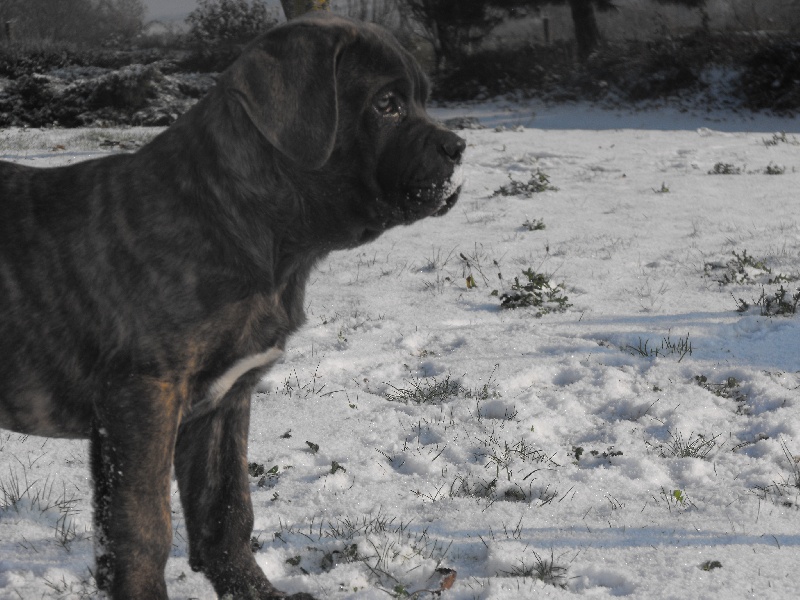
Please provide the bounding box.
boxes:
[374,92,402,117]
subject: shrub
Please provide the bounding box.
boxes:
[0,42,88,78]
[737,39,800,113]
[90,65,160,110]
[184,0,278,72]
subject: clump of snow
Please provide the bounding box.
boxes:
[441,163,464,198]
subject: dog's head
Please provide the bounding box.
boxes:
[221,12,465,244]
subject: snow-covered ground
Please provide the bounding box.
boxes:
[1,103,799,599]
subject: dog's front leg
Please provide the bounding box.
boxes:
[91,381,182,599]
[175,385,315,600]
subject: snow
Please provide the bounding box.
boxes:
[1,102,799,599]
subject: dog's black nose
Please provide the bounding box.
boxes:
[440,133,466,163]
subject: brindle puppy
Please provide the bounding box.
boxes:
[0,12,464,600]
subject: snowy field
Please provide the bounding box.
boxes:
[1,102,799,599]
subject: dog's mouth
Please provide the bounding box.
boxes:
[358,166,464,244]
[433,187,461,216]
[405,164,464,220]
[356,183,461,246]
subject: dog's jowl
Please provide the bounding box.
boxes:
[0,12,464,600]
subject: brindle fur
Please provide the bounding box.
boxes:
[0,12,464,600]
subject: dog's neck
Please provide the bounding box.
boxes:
[135,91,306,282]
[143,88,383,281]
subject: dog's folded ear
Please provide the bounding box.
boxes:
[224,18,356,169]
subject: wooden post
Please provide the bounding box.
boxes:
[4,21,12,42]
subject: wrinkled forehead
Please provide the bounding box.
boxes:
[342,22,430,101]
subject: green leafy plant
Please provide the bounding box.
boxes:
[496,268,571,316]
[704,250,791,286]
[522,217,546,231]
[764,162,786,175]
[658,486,696,511]
[248,462,281,488]
[735,286,800,316]
[708,162,742,175]
[492,170,558,197]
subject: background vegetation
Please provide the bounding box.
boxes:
[0,0,798,128]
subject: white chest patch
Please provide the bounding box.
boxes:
[208,346,284,402]
[186,347,283,422]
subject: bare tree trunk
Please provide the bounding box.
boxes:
[568,0,600,61]
[279,0,329,20]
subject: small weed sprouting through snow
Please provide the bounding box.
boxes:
[657,487,697,512]
[384,374,464,405]
[492,170,558,197]
[764,162,786,175]
[700,560,723,571]
[695,375,748,414]
[625,331,692,362]
[762,132,799,147]
[779,437,800,492]
[276,511,453,597]
[248,462,281,488]
[750,438,800,508]
[384,371,499,405]
[650,431,719,460]
[494,268,571,315]
[708,162,741,175]
[499,549,569,589]
[704,250,777,286]
[0,468,85,552]
[522,217,546,231]
[42,573,98,599]
[734,286,800,316]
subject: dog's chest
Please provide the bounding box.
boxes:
[181,289,301,420]
[209,347,283,396]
